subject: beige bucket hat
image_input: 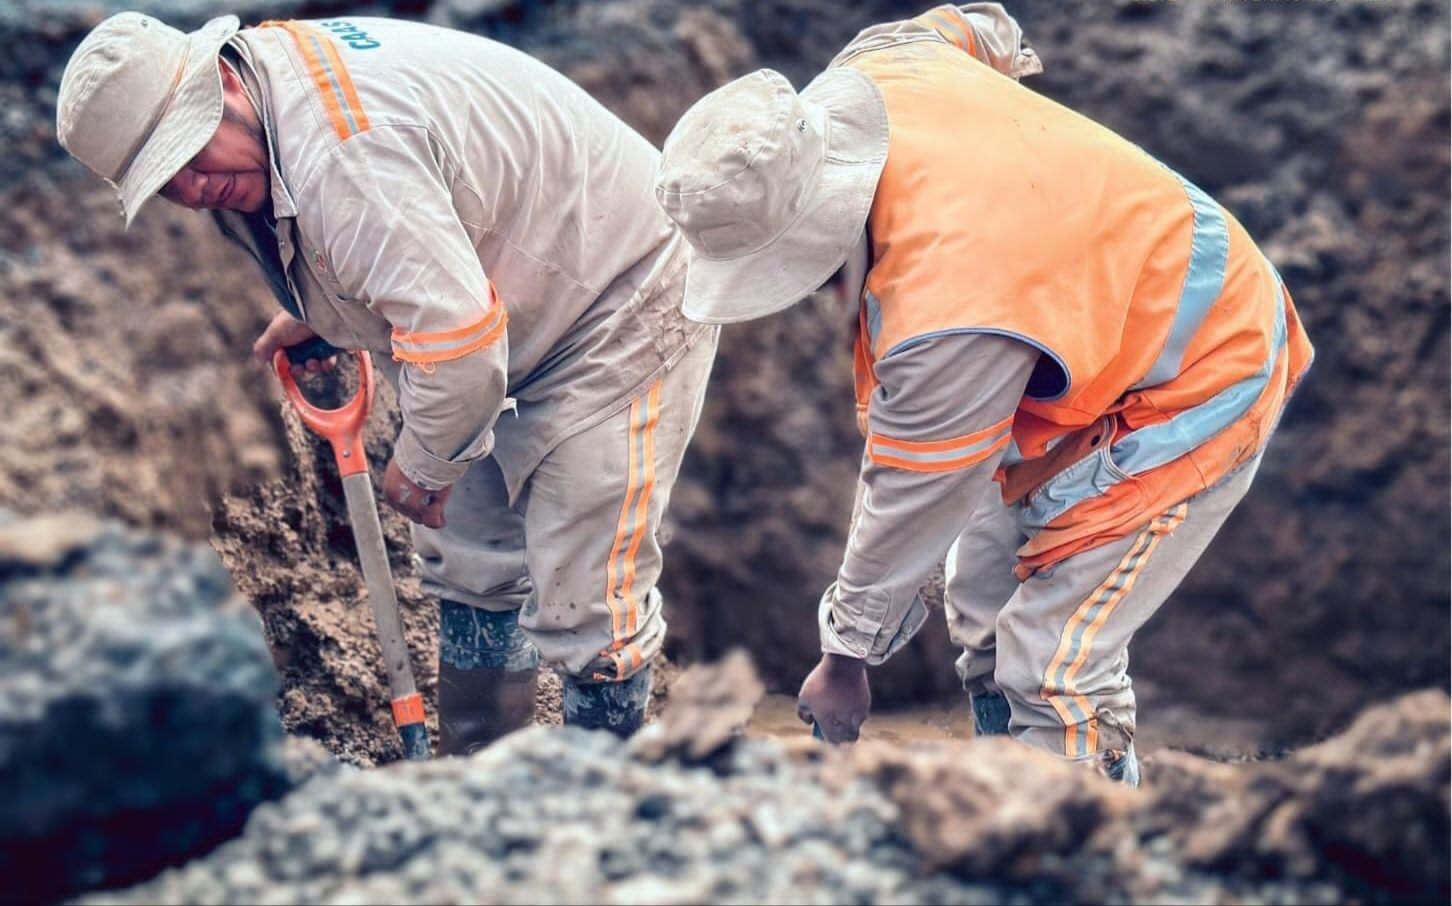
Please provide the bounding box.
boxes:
[655,67,889,325]
[56,12,240,226]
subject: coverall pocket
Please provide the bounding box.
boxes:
[1020,440,1140,535]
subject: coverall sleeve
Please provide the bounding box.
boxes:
[819,333,1038,665]
[300,125,507,490]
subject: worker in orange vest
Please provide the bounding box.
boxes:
[656,3,1312,783]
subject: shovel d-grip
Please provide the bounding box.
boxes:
[272,347,374,478]
[272,346,432,761]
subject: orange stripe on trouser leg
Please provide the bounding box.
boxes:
[1041,530,1151,698]
[1057,534,1162,733]
[1061,505,1187,685]
[1040,525,1158,757]
[1042,503,1186,758]
[604,398,644,650]
[619,383,662,638]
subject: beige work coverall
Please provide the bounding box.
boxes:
[216,17,716,681]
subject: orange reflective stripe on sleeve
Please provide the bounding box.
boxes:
[867,413,1013,472]
[390,284,507,365]
[268,21,371,140]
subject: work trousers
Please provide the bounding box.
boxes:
[412,334,716,682]
[946,457,1260,759]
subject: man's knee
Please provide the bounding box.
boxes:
[519,587,666,682]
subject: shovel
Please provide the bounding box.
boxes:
[273,342,432,761]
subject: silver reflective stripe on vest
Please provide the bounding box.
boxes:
[1019,268,1286,533]
[1112,273,1286,475]
[1001,436,1024,467]
[864,289,885,354]
[1019,444,1130,532]
[1131,174,1228,391]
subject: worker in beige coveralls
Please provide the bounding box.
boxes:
[56,12,718,750]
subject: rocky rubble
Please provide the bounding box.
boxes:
[2,517,1442,905]
[0,510,294,904]
[90,658,1449,905]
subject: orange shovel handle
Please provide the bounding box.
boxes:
[272,348,375,478]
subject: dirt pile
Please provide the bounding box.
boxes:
[85,656,1451,905]
[1155,688,1452,903]
[844,688,1451,904]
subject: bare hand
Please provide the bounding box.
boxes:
[382,458,452,529]
[252,311,335,377]
[796,653,870,744]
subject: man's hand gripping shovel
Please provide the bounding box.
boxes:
[273,341,432,761]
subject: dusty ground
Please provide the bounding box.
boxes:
[1,0,1446,764]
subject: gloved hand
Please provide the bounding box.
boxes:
[796,653,870,743]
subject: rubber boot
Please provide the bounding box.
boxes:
[970,691,1011,737]
[1102,743,1141,787]
[437,600,539,756]
[561,664,652,737]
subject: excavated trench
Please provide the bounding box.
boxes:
[1,0,1448,901]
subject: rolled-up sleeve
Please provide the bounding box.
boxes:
[301,125,507,490]
[820,332,1038,664]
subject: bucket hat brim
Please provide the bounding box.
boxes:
[116,15,240,226]
[678,67,889,325]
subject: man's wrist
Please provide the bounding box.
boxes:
[822,652,867,675]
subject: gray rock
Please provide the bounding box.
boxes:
[0,511,290,903]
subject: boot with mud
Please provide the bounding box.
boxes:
[437,600,539,756]
[562,665,652,737]
[1101,743,1141,787]
[970,690,1011,737]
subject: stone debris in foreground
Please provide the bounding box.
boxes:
[93,692,1450,906]
[0,510,294,904]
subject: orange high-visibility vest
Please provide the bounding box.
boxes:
[846,22,1313,574]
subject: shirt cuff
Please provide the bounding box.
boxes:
[392,426,485,490]
[817,581,929,666]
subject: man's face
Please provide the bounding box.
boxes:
[158,70,268,213]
